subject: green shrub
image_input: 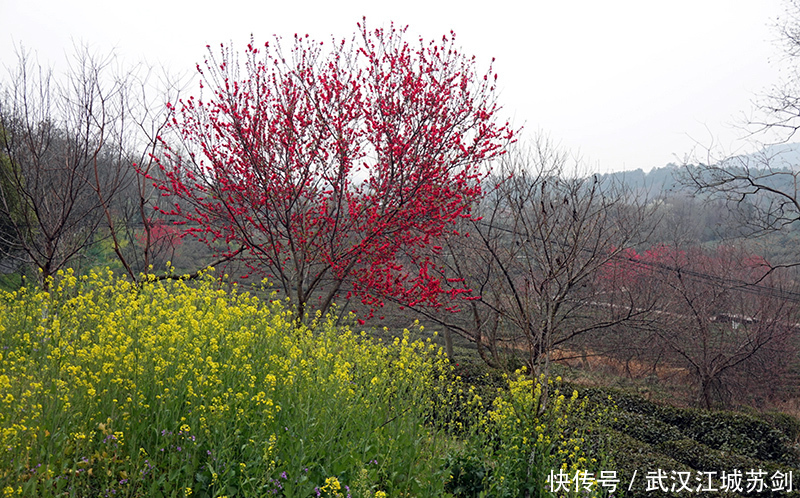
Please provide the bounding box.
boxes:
[762,411,800,443]
[675,411,796,463]
[567,386,800,497]
[447,372,614,498]
[601,430,689,498]
[609,412,683,446]
[655,439,795,498]
[580,386,800,465]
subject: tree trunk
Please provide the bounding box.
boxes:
[443,326,454,359]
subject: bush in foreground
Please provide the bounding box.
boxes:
[446,371,614,498]
[0,270,620,497]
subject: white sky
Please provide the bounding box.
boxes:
[0,0,789,173]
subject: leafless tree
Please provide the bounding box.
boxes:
[0,48,123,287]
[92,61,190,279]
[749,0,800,140]
[626,244,799,409]
[685,0,800,263]
[684,149,800,245]
[0,46,191,288]
[414,137,660,377]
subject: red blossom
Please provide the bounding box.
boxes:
[149,20,515,321]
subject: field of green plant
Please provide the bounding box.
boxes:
[0,270,609,497]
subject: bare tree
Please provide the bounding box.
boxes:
[0,139,24,267]
[686,0,800,262]
[0,46,194,288]
[0,48,124,287]
[623,244,799,409]
[750,0,800,140]
[91,62,191,279]
[684,149,800,245]
[413,137,659,377]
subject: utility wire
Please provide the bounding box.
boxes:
[473,219,800,304]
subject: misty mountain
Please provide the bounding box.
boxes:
[598,164,682,194]
[736,142,800,171]
[600,142,800,194]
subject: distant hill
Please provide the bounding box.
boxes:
[737,142,800,171]
[598,164,682,194]
[600,142,800,194]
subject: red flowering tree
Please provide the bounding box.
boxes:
[151,21,514,321]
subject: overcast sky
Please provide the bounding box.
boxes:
[0,0,790,173]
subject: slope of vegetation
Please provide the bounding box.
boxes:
[0,270,612,497]
[454,359,800,497]
[1,269,799,497]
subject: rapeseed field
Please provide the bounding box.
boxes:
[0,270,605,497]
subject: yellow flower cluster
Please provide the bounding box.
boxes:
[483,369,608,495]
[0,268,460,496]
